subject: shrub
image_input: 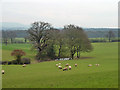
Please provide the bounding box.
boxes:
[2,61,7,65]
[90,39,106,43]
[8,61,12,65]
[21,58,31,64]
[7,58,30,65]
[111,40,120,42]
[46,44,56,59]
[12,60,18,65]
[11,49,26,64]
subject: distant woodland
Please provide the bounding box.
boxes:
[2,29,119,38]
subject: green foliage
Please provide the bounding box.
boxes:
[46,44,56,59]
[28,21,53,60]
[64,24,93,59]
[11,49,26,64]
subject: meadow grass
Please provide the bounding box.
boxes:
[2,44,36,62]
[1,42,118,88]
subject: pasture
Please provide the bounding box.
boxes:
[1,42,118,88]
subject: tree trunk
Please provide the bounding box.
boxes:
[25,38,27,43]
[5,39,7,46]
[71,53,74,59]
[109,36,111,42]
[77,50,79,58]
[77,46,81,58]
[77,46,79,58]
[11,38,13,44]
[58,45,62,59]
[78,50,80,58]
[17,56,21,64]
[70,46,76,59]
[36,47,42,60]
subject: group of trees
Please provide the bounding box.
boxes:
[2,27,117,46]
[2,30,16,45]
[28,21,93,61]
[106,30,115,42]
[2,30,28,45]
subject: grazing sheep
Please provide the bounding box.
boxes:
[58,66,62,69]
[56,64,58,67]
[69,66,72,70]
[75,64,77,67]
[23,64,26,67]
[2,70,4,74]
[88,64,92,67]
[95,64,100,66]
[65,63,69,66]
[63,67,68,71]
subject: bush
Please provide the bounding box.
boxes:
[7,58,31,65]
[12,60,18,64]
[11,49,26,64]
[90,39,106,43]
[2,61,8,65]
[46,44,56,59]
[111,40,120,42]
[21,58,31,64]
[8,61,12,65]
[0,61,2,65]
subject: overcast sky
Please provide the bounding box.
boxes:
[1,0,119,28]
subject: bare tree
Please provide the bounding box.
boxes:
[53,30,66,58]
[28,21,53,60]
[8,31,16,44]
[64,24,93,59]
[24,36,27,43]
[2,30,16,45]
[2,30,8,45]
[106,30,115,42]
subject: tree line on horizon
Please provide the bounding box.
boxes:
[2,28,118,46]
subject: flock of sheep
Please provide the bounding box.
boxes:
[56,63,100,71]
[56,63,78,71]
[1,63,100,74]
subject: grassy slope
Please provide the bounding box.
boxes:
[2,42,118,88]
[2,44,36,62]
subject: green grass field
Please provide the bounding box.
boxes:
[2,44,37,63]
[1,42,118,88]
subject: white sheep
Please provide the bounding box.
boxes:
[2,70,4,74]
[58,66,62,69]
[69,66,72,70]
[23,64,26,67]
[63,67,68,71]
[75,64,77,67]
[66,63,69,66]
[95,64,100,66]
[88,64,92,67]
[56,64,59,67]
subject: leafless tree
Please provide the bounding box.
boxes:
[28,21,53,60]
[106,30,115,42]
[8,31,16,43]
[2,30,8,45]
[64,24,93,59]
